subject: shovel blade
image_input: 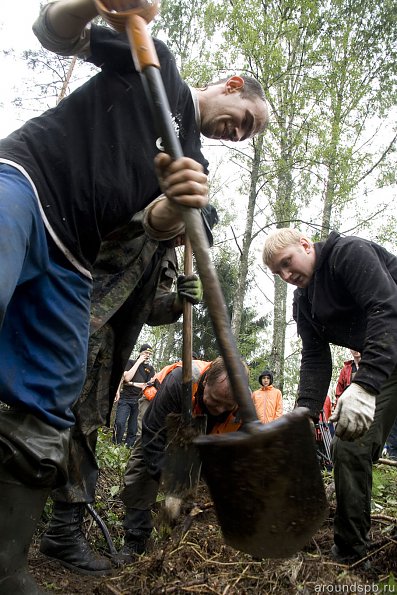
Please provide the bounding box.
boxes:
[194,408,328,558]
[162,413,207,498]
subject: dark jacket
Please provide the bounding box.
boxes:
[142,364,241,479]
[294,231,397,418]
[74,212,181,435]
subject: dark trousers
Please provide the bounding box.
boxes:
[113,399,139,447]
[385,416,397,460]
[121,398,158,536]
[332,365,397,556]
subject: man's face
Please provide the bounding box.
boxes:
[261,375,271,387]
[268,238,316,288]
[200,79,269,142]
[142,349,152,363]
[203,372,237,416]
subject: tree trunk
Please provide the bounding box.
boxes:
[231,135,264,337]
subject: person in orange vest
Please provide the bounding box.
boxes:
[252,370,283,423]
[118,356,243,560]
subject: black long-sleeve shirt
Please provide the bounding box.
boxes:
[294,231,397,418]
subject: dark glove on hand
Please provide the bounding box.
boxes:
[176,274,203,305]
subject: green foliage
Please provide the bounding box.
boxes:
[152,0,226,84]
[372,465,397,517]
[378,573,397,591]
[192,245,270,361]
[96,427,130,471]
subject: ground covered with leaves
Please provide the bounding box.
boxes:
[30,431,397,594]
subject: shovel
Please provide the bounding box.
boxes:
[161,237,207,507]
[94,0,328,558]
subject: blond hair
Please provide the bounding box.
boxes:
[262,228,303,267]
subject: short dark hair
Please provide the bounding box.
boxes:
[206,356,249,387]
[209,75,266,103]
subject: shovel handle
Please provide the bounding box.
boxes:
[179,207,257,424]
[98,3,258,424]
[181,237,193,421]
[183,238,193,385]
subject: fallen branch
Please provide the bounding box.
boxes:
[371,514,397,523]
[377,458,397,468]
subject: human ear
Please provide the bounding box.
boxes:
[300,237,311,253]
[226,75,244,93]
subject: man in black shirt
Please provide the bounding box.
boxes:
[113,345,155,447]
[0,0,268,589]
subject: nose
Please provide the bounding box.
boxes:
[280,269,291,282]
[210,404,225,416]
[234,127,243,142]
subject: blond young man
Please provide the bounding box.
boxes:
[263,227,397,564]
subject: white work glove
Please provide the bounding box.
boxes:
[329,384,376,441]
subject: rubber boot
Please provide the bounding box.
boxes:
[40,502,112,576]
[0,477,50,595]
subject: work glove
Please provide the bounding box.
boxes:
[176,274,203,305]
[329,383,376,441]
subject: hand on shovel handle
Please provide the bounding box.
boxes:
[95,0,159,31]
[154,153,209,208]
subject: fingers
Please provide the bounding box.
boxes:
[329,400,341,424]
[102,0,146,12]
[334,412,368,442]
[154,154,208,208]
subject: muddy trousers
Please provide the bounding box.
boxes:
[121,398,158,545]
[332,365,397,557]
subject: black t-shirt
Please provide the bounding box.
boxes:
[121,358,155,402]
[0,27,208,272]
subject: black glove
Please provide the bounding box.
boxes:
[176,274,203,305]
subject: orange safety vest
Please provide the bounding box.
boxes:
[142,360,241,434]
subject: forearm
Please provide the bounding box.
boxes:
[297,344,332,419]
[46,0,98,38]
[33,0,97,57]
[124,359,142,382]
[147,293,182,326]
[143,195,185,240]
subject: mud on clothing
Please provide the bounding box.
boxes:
[52,216,183,503]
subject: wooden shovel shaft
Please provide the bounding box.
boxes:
[182,237,193,421]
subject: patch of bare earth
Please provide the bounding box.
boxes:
[29,468,397,594]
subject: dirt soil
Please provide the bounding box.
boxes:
[29,467,397,595]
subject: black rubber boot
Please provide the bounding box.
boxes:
[0,477,49,595]
[40,502,112,576]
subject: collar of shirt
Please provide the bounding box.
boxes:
[189,87,201,130]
